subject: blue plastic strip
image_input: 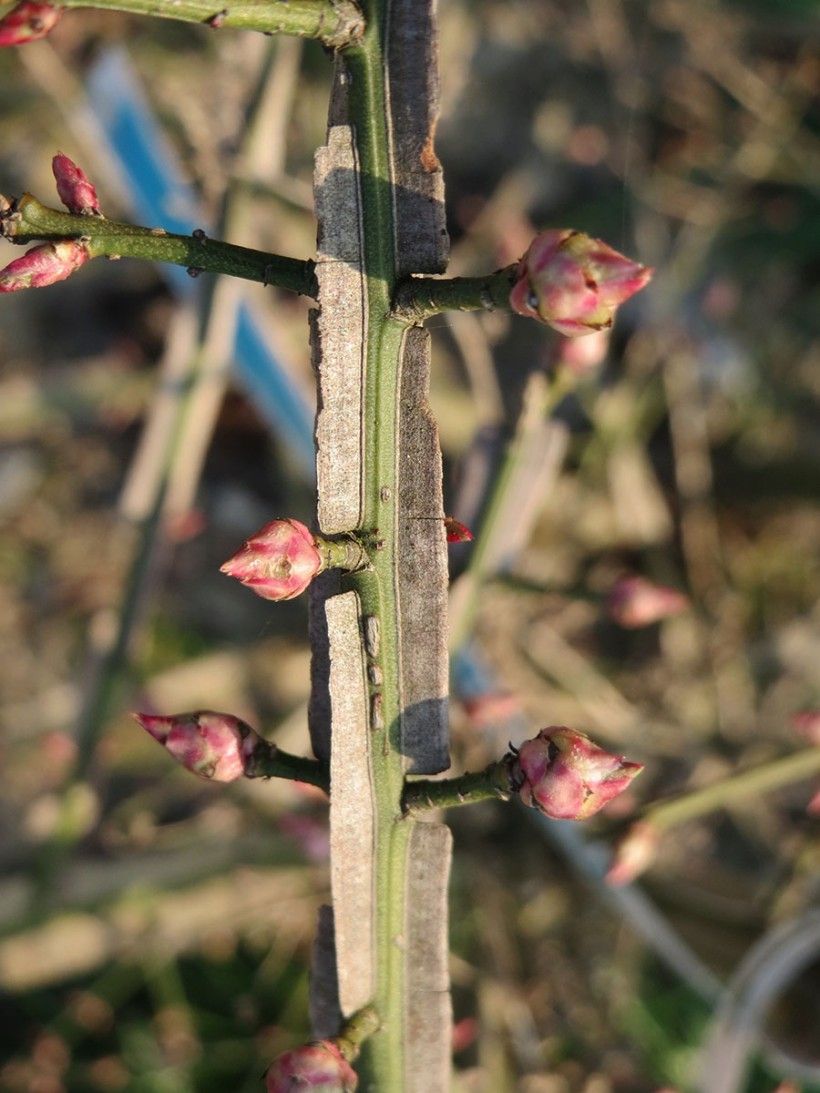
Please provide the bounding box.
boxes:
[85,48,316,476]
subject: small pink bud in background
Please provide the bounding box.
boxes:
[444,516,473,543]
[510,229,652,337]
[462,691,521,729]
[807,788,820,816]
[265,1040,357,1092]
[511,726,643,820]
[606,575,688,629]
[134,710,262,782]
[552,327,610,376]
[0,1,62,45]
[52,153,102,216]
[791,709,820,746]
[0,240,89,292]
[220,518,323,602]
[606,820,660,886]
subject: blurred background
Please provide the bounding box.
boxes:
[0,0,819,1089]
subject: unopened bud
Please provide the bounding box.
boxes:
[510,726,643,820]
[552,327,610,375]
[134,710,263,782]
[0,0,62,45]
[52,152,102,216]
[0,240,90,292]
[510,229,652,337]
[265,1040,357,1092]
[606,575,688,629]
[221,518,322,601]
[444,516,473,543]
[606,820,660,886]
[791,709,820,746]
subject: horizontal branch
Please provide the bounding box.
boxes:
[2,194,318,296]
[392,266,518,324]
[247,743,329,792]
[53,0,364,46]
[402,759,512,814]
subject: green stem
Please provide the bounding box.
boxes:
[403,760,512,814]
[3,195,317,296]
[643,747,820,832]
[44,0,364,45]
[339,3,417,1085]
[335,1004,381,1061]
[392,266,518,323]
[247,743,329,791]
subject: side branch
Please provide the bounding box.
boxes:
[403,760,512,814]
[392,266,518,324]
[247,744,329,792]
[40,0,364,46]
[2,194,318,296]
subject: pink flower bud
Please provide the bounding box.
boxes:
[444,516,473,543]
[0,1,62,45]
[0,240,89,292]
[52,153,102,216]
[606,575,689,629]
[552,327,610,375]
[220,518,323,601]
[791,709,820,746]
[510,229,653,337]
[134,710,262,782]
[511,726,643,820]
[605,820,660,886]
[265,1040,357,1092]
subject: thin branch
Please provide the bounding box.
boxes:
[403,760,512,814]
[247,743,329,792]
[2,194,317,296]
[392,266,518,323]
[51,0,364,47]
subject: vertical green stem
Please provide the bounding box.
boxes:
[341,3,415,1085]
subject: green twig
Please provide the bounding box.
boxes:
[33,0,365,46]
[247,743,329,791]
[642,747,820,832]
[2,194,317,296]
[392,266,518,323]
[403,760,512,814]
[335,1004,381,1061]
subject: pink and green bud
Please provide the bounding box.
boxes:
[605,820,660,886]
[221,518,365,602]
[265,1040,358,1092]
[606,575,688,629]
[52,153,102,217]
[0,240,89,292]
[133,710,262,782]
[510,229,652,337]
[220,518,322,601]
[510,726,643,820]
[0,1,62,45]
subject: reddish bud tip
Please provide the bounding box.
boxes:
[605,820,660,886]
[510,229,653,337]
[0,1,62,45]
[52,152,102,216]
[133,710,261,782]
[444,516,474,543]
[791,709,820,746]
[606,575,689,629]
[265,1040,358,1092]
[220,518,322,602]
[511,726,643,821]
[0,240,90,293]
